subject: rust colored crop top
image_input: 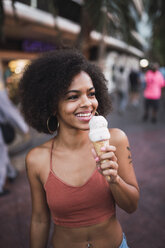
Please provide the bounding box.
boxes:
[44,139,115,228]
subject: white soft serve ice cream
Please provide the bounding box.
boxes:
[89,116,110,142]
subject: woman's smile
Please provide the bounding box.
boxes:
[75,111,93,122]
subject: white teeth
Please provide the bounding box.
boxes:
[77,113,91,117]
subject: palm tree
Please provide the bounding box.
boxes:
[0,0,18,43]
[0,1,4,42]
[144,0,165,65]
[74,0,142,61]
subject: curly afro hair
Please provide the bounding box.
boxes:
[19,48,112,134]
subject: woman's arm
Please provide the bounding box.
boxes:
[26,149,51,248]
[95,128,140,213]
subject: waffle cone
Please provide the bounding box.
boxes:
[93,139,110,182]
[93,139,109,156]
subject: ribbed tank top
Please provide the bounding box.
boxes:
[44,139,115,227]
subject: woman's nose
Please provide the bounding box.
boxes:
[80,95,92,107]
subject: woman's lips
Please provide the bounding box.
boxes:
[75,112,93,121]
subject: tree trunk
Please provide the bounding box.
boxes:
[75,5,93,58]
[98,12,107,69]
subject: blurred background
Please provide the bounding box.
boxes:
[0,1,165,248]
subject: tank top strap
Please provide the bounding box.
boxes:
[50,137,55,171]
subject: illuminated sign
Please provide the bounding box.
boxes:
[22,40,57,52]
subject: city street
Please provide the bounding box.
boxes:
[0,1,165,248]
[0,96,165,248]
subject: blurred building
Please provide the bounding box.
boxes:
[0,0,144,96]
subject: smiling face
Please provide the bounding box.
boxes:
[57,71,98,131]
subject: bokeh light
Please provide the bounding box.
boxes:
[140,58,149,68]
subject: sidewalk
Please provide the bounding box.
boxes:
[0,97,165,248]
[110,97,165,248]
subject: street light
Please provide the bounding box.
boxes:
[140,58,149,68]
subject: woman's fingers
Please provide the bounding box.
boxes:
[100,151,117,162]
[102,161,119,183]
[100,145,117,161]
[91,148,100,163]
[101,160,118,170]
[102,168,118,177]
[101,145,116,152]
[92,145,118,182]
[91,148,98,159]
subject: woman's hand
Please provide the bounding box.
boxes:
[92,145,119,183]
[93,129,139,213]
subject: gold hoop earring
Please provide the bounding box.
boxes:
[47,116,54,134]
[95,111,99,116]
[47,116,59,134]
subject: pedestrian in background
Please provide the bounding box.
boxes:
[19,49,139,248]
[115,66,129,114]
[0,66,29,197]
[129,68,140,107]
[142,62,164,123]
[139,68,146,91]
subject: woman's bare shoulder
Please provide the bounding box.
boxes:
[25,138,53,172]
[109,128,128,147]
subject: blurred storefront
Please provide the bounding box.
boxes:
[0,0,144,97]
[0,0,77,100]
[3,59,30,104]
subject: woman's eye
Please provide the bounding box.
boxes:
[89,92,96,97]
[67,95,78,100]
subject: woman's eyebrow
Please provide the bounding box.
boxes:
[65,87,95,95]
[65,90,79,95]
[88,87,95,91]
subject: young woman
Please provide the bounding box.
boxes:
[19,49,139,248]
[142,62,164,123]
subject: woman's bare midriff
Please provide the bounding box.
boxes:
[51,215,123,248]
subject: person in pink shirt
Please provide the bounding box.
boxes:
[143,63,164,123]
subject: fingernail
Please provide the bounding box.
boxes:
[101,147,106,151]
[95,157,99,162]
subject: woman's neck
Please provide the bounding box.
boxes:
[55,127,90,150]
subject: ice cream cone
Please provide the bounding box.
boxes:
[93,139,110,165]
[89,115,111,182]
[93,139,111,182]
[93,139,109,157]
